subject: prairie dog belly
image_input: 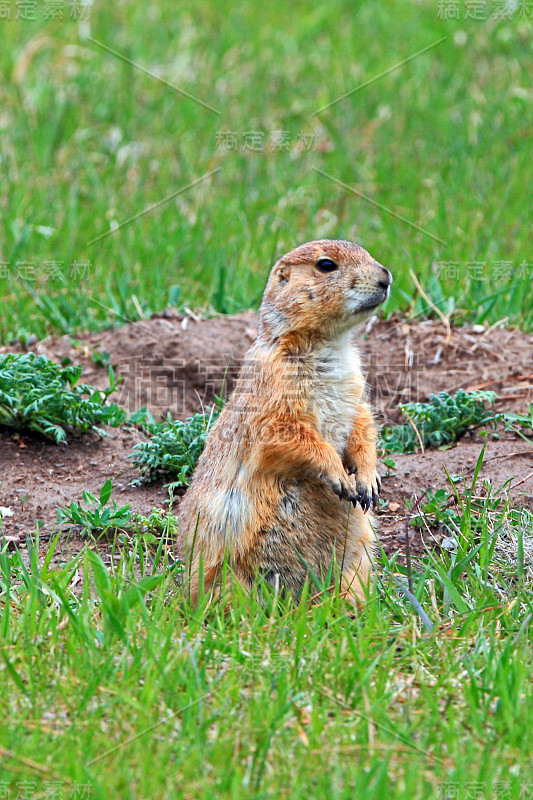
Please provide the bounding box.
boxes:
[310,337,362,453]
[248,478,366,594]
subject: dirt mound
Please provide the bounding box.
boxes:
[1,313,532,566]
[2,311,258,420]
[3,313,532,422]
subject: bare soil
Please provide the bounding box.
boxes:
[1,313,532,566]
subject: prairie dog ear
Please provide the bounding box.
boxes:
[275,263,290,284]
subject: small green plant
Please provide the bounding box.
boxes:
[129,408,219,485]
[500,404,533,436]
[382,455,396,474]
[58,479,132,537]
[90,349,111,368]
[0,352,126,443]
[380,389,499,454]
[127,406,156,427]
[407,488,459,530]
[131,507,184,575]
[134,507,180,539]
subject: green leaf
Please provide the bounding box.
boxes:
[99,479,113,507]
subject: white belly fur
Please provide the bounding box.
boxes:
[310,334,361,454]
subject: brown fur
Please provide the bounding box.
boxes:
[178,239,392,604]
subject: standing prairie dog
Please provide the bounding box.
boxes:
[179,239,392,604]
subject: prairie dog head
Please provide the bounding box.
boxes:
[259,239,392,343]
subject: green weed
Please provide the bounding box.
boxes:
[57,479,132,537]
[129,408,219,485]
[0,352,126,442]
[407,488,459,531]
[380,389,499,454]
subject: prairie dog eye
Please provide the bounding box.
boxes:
[316,258,338,273]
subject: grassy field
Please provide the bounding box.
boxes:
[1,1,533,797]
[1,0,532,341]
[1,489,532,798]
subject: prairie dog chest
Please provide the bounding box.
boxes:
[308,337,362,452]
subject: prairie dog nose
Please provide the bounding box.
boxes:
[377,265,393,289]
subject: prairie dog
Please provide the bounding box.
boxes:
[178,239,392,604]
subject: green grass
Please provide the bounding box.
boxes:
[1,0,532,342]
[1,472,532,797]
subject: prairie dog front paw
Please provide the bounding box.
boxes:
[323,472,359,505]
[351,469,381,512]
